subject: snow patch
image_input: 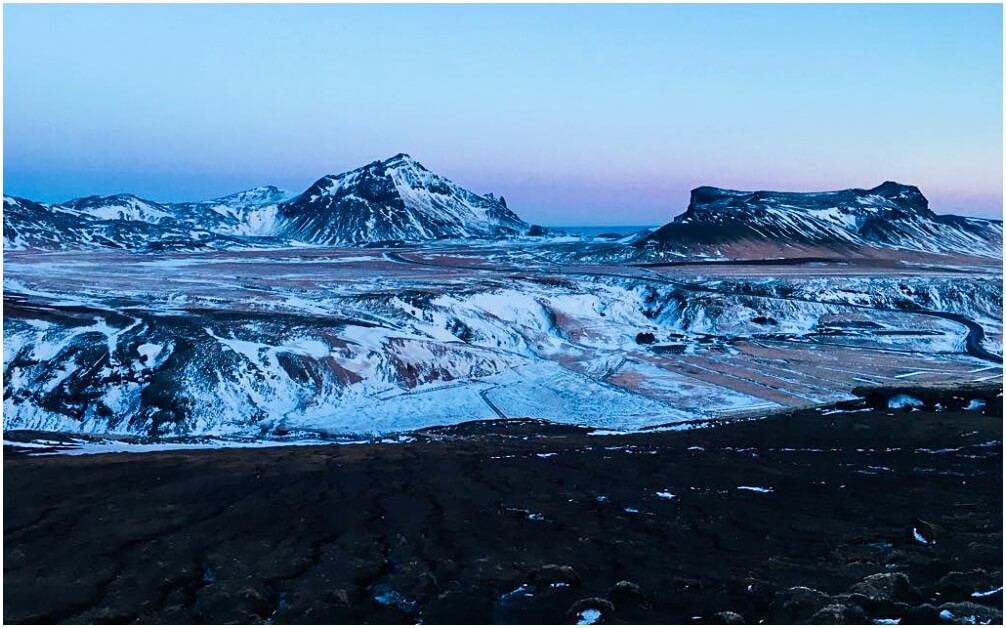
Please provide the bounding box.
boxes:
[576,609,602,625]
[888,394,924,410]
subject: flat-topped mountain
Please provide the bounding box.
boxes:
[638,182,1002,259]
[3,155,531,251]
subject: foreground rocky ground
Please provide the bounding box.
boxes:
[4,396,1002,624]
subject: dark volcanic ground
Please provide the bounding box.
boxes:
[4,404,1003,624]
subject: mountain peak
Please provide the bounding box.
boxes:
[279,155,527,245]
[66,192,145,205]
[867,181,928,211]
[211,185,289,206]
[376,153,427,172]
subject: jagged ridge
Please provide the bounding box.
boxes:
[4,155,531,250]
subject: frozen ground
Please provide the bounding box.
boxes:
[3,242,1002,441]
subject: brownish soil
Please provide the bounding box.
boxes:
[3,406,1002,624]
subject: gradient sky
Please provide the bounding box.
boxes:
[4,4,1003,225]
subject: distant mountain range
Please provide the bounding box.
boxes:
[636,182,1002,260]
[4,158,1001,259]
[3,154,532,251]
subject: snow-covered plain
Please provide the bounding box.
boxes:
[3,243,1002,443]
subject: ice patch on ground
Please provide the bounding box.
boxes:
[576,609,602,625]
[965,399,987,411]
[888,394,924,409]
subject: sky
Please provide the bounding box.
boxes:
[3,4,1003,225]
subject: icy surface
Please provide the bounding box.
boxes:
[889,394,925,410]
[912,527,933,545]
[971,586,1003,598]
[576,609,602,625]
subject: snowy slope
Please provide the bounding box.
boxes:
[3,156,531,250]
[638,182,1003,259]
[276,154,530,244]
[169,186,290,236]
[2,195,243,252]
[62,194,175,223]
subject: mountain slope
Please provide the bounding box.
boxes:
[637,182,1002,259]
[61,194,175,223]
[2,200,238,252]
[2,195,243,252]
[4,156,531,250]
[168,186,290,237]
[276,154,529,244]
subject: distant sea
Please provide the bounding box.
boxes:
[547,225,657,237]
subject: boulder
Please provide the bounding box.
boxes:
[847,572,917,605]
[764,586,830,623]
[934,570,1001,602]
[606,580,647,609]
[527,564,580,592]
[808,602,868,624]
[938,601,1003,624]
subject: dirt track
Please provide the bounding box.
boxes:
[3,406,1002,624]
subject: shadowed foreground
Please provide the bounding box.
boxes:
[4,405,1002,624]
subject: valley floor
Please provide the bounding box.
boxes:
[4,398,1002,624]
[4,245,1002,439]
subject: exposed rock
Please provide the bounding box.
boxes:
[937,601,1003,624]
[934,570,1002,602]
[808,602,868,624]
[606,580,647,609]
[710,610,746,624]
[330,588,354,607]
[635,332,657,345]
[832,593,913,619]
[907,517,939,545]
[897,603,943,624]
[527,564,581,592]
[847,572,917,605]
[764,586,831,623]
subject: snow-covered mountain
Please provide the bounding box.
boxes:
[168,186,291,237]
[637,182,1003,259]
[2,194,241,252]
[276,154,528,245]
[3,155,531,250]
[62,194,175,223]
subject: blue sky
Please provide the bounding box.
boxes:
[3,4,1002,225]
